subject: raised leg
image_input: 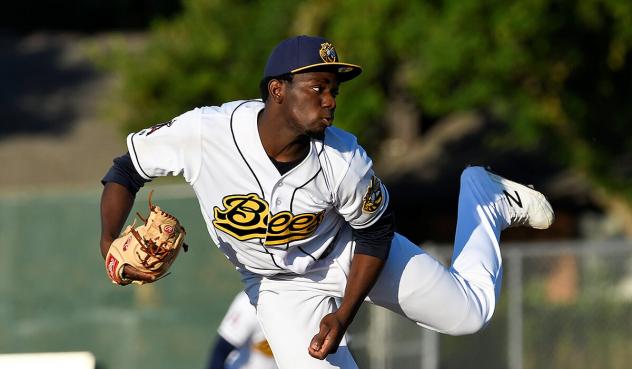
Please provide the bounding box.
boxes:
[367,166,553,334]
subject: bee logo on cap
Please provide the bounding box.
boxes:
[319,42,338,63]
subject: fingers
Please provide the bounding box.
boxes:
[308,317,342,360]
[309,334,340,359]
[123,265,157,283]
[308,327,330,359]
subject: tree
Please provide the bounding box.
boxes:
[101,0,632,204]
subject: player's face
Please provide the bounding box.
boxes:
[283,71,339,138]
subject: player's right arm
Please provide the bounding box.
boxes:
[99,149,151,257]
[99,181,134,258]
[100,109,203,282]
[100,153,158,282]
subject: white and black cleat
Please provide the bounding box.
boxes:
[484,168,554,229]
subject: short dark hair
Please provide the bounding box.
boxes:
[259,73,294,102]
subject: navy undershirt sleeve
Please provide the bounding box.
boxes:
[352,203,395,260]
[101,152,150,194]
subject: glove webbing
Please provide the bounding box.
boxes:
[130,191,188,271]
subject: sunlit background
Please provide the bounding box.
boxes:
[1,1,631,368]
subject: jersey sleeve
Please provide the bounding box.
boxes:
[335,144,390,229]
[217,291,260,348]
[127,108,202,183]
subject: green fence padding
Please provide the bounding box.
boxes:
[0,186,243,369]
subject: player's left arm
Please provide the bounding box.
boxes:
[308,206,394,359]
[308,253,387,360]
[309,149,395,359]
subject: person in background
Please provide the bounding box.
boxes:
[207,291,278,369]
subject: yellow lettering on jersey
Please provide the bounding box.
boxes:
[213,193,324,246]
[213,194,269,239]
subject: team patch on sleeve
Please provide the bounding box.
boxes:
[362,175,384,213]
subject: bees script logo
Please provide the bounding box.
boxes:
[213,193,324,246]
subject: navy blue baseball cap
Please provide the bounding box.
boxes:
[263,35,362,82]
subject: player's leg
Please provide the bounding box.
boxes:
[254,275,359,369]
[367,166,553,334]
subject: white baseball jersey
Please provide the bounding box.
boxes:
[218,291,277,369]
[127,99,389,276]
[123,99,532,369]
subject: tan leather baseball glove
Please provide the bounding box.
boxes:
[105,191,187,285]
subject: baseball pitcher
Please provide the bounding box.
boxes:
[99,35,554,369]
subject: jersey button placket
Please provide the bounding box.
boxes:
[273,182,284,207]
[267,185,284,247]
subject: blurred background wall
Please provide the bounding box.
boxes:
[1,1,632,368]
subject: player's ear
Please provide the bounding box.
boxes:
[268,79,285,103]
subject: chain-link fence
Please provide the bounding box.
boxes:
[349,241,632,369]
[1,187,631,368]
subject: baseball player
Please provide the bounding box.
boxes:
[99,35,554,369]
[207,291,278,369]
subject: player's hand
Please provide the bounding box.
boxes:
[121,264,160,284]
[308,312,347,360]
[102,239,160,285]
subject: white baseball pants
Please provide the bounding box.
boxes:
[246,167,510,369]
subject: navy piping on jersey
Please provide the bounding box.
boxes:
[297,247,317,262]
[289,145,325,258]
[289,144,325,213]
[290,168,323,213]
[230,101,282,270]
[230,100,265,198]
[129,133,156,180]
[315,137,333,194]
[292,168,323,258]
[257,239,283,270]
[318,228,341,261]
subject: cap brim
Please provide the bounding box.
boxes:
[291,62,362,82]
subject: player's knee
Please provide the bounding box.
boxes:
[444,313,489,336]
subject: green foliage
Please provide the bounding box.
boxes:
[101,0,301,132]
[101,0,632,200]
